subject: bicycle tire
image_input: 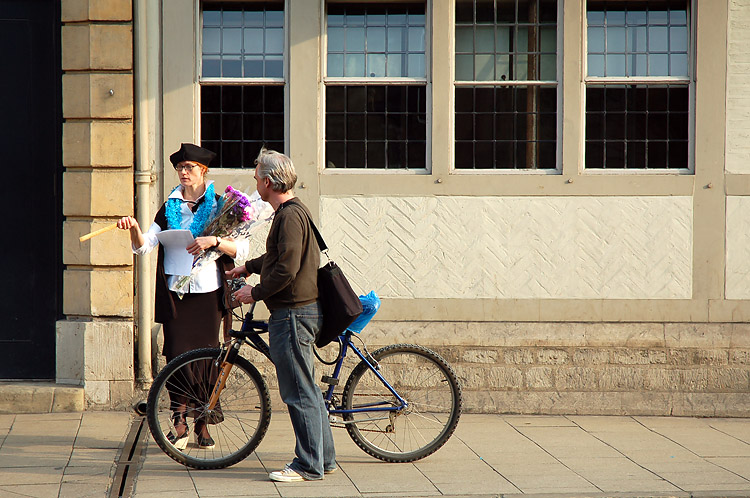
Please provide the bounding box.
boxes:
[146,347,272,469]
[341,344,462,463]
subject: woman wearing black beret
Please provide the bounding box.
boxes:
[117,143,249,450]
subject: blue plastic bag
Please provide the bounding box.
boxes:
[347,291,381,333]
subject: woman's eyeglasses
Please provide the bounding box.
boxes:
[174,163,196,172]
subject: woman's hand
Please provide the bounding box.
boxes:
[233,284,255,304]
[225,266,249,279]
[186,236,217,256]
[117,216,140,231]
[117,216,145,249]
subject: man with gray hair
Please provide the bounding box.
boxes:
[228,148,336,482]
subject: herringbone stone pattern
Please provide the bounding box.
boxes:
[727,196,750,299]
[321,196,693,299]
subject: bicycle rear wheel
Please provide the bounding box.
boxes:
[146,347,271,469]
[341,344,462,462]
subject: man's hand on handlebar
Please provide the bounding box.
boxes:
[233,285,255,305]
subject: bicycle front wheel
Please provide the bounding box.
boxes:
[341,344,462,462]
[146,347,272,469]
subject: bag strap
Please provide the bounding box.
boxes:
[307,216,328,253]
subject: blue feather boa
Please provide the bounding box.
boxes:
[165,183,215,237]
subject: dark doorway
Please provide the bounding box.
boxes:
[0,0,62,379]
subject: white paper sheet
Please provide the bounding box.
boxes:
[156,229,195,276]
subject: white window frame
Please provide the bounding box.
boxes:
[195,0,289,162]
[320,0,432,174]
[451,0,563,175]
[582,0,696,174]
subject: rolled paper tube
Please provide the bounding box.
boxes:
[79,223,118,242]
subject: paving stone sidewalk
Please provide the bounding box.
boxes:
[1,412,750,497]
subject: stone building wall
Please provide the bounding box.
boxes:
[56,0,136,408]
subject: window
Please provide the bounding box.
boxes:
[455,0,558,170]
[325,3,427,169]
[585,1,691,169]
[200,2,285,168]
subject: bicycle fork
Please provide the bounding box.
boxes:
[207,340,241,410]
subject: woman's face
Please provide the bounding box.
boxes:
[175,161,205,189]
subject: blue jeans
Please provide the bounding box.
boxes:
[268,302,336,480]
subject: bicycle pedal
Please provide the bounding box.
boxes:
[321,375,338,386]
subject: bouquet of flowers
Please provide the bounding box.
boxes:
[173,186,274,295]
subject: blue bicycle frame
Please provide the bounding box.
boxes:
[237,316,407,417]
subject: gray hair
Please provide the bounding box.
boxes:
[254,147,297,193]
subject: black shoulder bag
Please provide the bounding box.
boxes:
[305,216,363,348]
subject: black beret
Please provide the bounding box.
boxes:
[169,143,217,167]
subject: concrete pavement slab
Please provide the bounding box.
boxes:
[706,456,750,478]
[0,483,61,498]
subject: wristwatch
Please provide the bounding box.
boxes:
[214,236,222,248]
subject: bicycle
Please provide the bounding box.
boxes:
[145,293,463,470]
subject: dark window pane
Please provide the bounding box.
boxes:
[456,113,474,140]
[627,112,647,140]
[243,113,263,140]
[202,114,221,140]
[605,113,626,140]
[243,86,263,112]
[347,141,366,168]
[222,141,242,168]
[647,113,667,140]
[367,86,386,112]
[347,86,367,112]
[627,141,646,168]
[327,86,345,112]
[539,141,556,167]
[244,141,264,164]
[408,113,426,140]
[539,0,557,23]
[495,142,514,168]
[386,86,406,111]
[648,141,667,168]
[263,113,283,139]
[365,114,386,140]
[539,113,556,141]
[387,114,407,140]
[606,87,626,112]
[367,141,386,167]
[475,141,493,167]
[669,86,689,112]
[586,141,603,168]
[222,114,242,140]
[475,113,494,140]
[455,141,474,168]
[456,88,474,112]
[539,87,556,112]
[587,87,605,112]
[201,84,285,168]
[407,142,426,168]
[326,141,345,168]
[669,113,688,140]
[495,113,514,140]
[325,84,425,168]
[648,86,668,112]
[456,0,474,23]
[497,0,515,22]
[605,141,625,168]
[496,87,514,112]
[222,86,242,112]
[202,86,221,110]
[265,86,284,112]
[668,140,688,168]
[586,83,687,169]
[347,114,366,141]
[387,141,406,168]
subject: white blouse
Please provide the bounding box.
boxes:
[133,181,251,294]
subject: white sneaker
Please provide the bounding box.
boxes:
[269,466,305,482]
